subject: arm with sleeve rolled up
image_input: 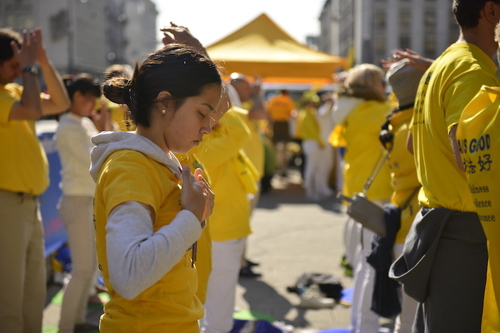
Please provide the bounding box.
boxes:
[450,125,465,171]
[106,201,202,300]
[197,109,251,171]
[36,29,70,115]
[8,29,42,120]
[444,70,497,172]
[9,28,69,120]
[247,75,268,121]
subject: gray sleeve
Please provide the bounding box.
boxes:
[105,201,201,299]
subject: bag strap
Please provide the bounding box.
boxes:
[362,149,391,194]
[400,187,420,210]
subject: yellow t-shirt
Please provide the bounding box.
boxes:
[175,150,212,304]
[386,109,421,244]
[295,106,324,146]
[266,94,295,121]
[341,100,393,201]
[411,42,500,211]
[196,107,255,242]
[456,85,500,333]
[93,150,203,332]
[96,97,136,131]
[233,107,264,178]
[328,124,347,148]
[0,83,48,194]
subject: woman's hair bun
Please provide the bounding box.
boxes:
[102,77,130,105]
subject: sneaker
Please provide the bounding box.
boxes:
[298,285,335,309]
[272,321,295,333]
[298,295,335,309]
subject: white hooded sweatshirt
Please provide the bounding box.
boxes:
[89,131,202,299]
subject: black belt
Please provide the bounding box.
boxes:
[0,189,38,202]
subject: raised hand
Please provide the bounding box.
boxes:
[194,168,215,221]
[160,22,207,57]
[381,48,433,71]
[11,29,39,68]
[180,165,213,223]
[33,28,49,65]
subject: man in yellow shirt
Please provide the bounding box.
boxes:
[456,84,500,333]
[266,89,296,177]
[390,1,500,332]
[196,106,259,333]
[228,73,267,181]
[227,73,267,277]
[0,27,70,332]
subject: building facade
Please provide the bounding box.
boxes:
[0,0,157,79]
[318,0,459,66]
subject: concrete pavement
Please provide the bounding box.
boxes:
[234,171,353,332]
[42,169,357,333]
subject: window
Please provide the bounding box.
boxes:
[399,35,411,50]
[374,11,386,29]
[424,10,436,28]
[424,34,436,56]
[400,10,411,27]
[375,35,386,54]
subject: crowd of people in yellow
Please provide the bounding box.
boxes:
[1,0,500,332]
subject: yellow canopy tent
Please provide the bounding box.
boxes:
[206,13,347,85]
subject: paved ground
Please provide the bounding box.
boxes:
[42,170,360,333]
[233,172,353,332]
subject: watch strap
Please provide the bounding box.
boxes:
[22,65,38,76]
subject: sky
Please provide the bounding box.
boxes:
[154,0,326,47]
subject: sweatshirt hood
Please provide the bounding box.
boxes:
[89,131,182,182]
[333,95,364,124]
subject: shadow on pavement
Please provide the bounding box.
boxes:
[238,277,311,329]
[258,180,344,216]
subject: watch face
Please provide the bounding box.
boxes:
[22,66,38,75]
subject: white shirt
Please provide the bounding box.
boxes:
[55,112,99,196]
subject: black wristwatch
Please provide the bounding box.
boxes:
[22,65,38,76]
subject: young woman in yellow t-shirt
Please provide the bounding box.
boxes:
[89,43,221,332]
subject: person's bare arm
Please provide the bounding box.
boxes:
[161,23,208,58]
[449,125,465,171]
[9,30,43,120]
[9,28,69,120]
[248,75,268,121]
[36,28,70,116]
[381,49,433,71]
[406,132,414,155]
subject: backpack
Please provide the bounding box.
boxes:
[287,272,343,302]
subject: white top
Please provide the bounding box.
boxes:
[55,112,99,196]
[89,131,202,299]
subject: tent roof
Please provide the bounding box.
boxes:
[206,13,347,84]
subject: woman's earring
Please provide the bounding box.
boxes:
[161,109,166,114]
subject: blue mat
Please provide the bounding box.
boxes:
[339,287,353,306]
[318,329,392,333]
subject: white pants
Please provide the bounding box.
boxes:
[58,196,97,333]
[349,199,389,333]
[302,140,334,200]
[334,148,345,194]
[202,237,246,333]
[343,217,362,269]
[350,227,380,333]
[349,223,418,333]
